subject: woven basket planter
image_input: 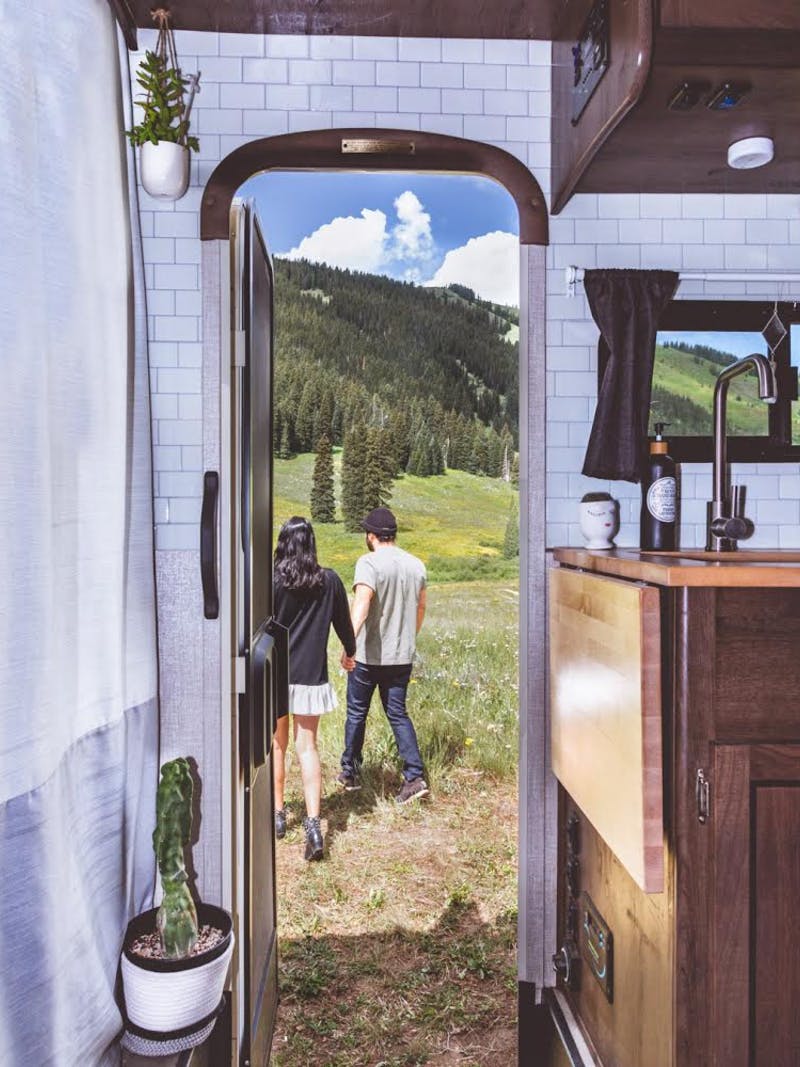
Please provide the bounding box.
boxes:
[120,903,233,1037]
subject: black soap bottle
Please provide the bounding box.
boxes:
[640,423,677,550]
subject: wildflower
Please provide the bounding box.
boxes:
[465,737,474,747]
[409,679,418,685]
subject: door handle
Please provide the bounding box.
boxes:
[200,471,219,619]
[266,619,290,738]
[251,628,274,768]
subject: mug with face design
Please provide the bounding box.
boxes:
[579,492,620,549]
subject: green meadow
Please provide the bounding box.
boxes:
[273,451,519,584]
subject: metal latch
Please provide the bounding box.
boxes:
[234,655,247,694]
[696,768,710,823]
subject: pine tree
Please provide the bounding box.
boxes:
[341,428,365,531]
[362,426,393,509]
[310,435,336,523]
[503,497,520,559]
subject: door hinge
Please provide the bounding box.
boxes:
[696,768,710,823]
[233,328,246,367]
[234,655,247,694]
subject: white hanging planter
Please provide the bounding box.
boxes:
[140,141,190,201]
[120,903,234,1049]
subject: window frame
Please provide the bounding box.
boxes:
[597,299,800,463]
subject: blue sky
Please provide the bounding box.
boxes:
[239,171,520,306]
[658,330,769,360]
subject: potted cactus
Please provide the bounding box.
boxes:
[119,758,233,1054]
[126,11,200,200]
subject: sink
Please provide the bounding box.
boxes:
[641,550,800,563]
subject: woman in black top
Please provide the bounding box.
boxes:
[273,517,356,861]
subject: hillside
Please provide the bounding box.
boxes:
[273,259,519,478]
[651,340,769,436]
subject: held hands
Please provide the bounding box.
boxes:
[340,652,356,672]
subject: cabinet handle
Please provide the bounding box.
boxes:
[200,471,219,619]
[696,768,710,823]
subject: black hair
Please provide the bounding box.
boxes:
[274,517,324,593]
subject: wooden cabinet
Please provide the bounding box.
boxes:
[551,574,800,1066]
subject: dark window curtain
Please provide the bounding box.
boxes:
[582,269,679,482]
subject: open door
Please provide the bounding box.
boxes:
[230,198,289,1066]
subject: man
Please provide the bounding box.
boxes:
[338,506,429,804]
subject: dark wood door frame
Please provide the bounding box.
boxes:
[200,128,548,245]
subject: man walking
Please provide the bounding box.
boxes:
[338,507,429,803]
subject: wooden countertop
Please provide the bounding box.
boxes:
[553,547,800,587]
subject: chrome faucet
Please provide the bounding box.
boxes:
[706,353,778,551]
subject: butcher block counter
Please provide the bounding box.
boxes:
[553,546,800,586]
[548,547,800,1067]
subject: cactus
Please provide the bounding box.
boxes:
[153,757,198,958]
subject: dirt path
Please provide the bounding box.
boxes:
[271,767,518,1067]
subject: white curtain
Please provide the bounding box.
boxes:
[0,2,159,1064]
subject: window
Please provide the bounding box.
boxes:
[598,300,800,462]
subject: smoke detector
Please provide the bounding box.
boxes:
[727,136,774,170]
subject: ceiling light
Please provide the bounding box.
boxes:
[727,136,774,170]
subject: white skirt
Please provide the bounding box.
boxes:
[288,682,338,717]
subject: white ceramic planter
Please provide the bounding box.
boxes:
[140,141,190,200]
[121,904,233,1035]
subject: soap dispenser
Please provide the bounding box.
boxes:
[640,422,677,550]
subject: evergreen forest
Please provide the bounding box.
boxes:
[273,258,519,495]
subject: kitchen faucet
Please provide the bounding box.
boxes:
[706,353,778,551]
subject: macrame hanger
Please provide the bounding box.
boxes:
[151,8,180,73]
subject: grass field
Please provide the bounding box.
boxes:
[272,580,519,1066]
[274,453,519,584]
[272,457,520,1064]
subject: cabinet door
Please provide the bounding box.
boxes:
[713,744,800,1067]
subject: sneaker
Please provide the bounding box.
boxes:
[303,816,324,862]
[396,777,430,805]
[275,808,287,839]
[335,770,361,791]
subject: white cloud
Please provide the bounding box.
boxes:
[424,231,519,307]
[391,191,433,261]
[284,208,388,272]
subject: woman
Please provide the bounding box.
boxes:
[273,517,356,861]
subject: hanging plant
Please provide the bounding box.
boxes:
[126,9,201,200]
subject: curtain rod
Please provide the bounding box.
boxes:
[565,265,800,297]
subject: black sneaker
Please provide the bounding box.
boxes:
[335,771,361,791]
[275,808,287,839]
[303,816,324,862]
[396,777,430,805]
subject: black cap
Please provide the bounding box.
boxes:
[361,507,397,536]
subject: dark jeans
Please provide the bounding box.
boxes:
[341,661,425,782]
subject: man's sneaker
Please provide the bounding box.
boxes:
[303,816,324,862]
[396,777,430,805]
[335,771,361,791]
[275,808,287,839]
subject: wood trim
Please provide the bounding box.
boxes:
[200,129,548,245]
[673,587,715,1067]
[711,744,751,1067]
[106,0,138,49]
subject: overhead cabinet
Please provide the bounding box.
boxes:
[551,0,800,211]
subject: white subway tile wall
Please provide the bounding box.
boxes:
[132,30,800,553]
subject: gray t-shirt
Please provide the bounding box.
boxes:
[353,545,426,665]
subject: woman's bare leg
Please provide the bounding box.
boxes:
[273,714,290,811]
[293,714,322,819]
